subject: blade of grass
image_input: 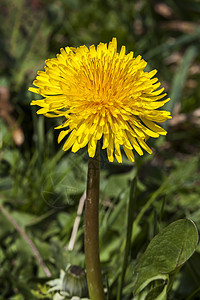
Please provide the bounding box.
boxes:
[100,189,128,239]
[0,203,51,277]
[163,45,198,130]
[10,0,24,56]
[146,30,200,59]
[186,287,200,300]
[117,177,137,300]
[168,46,198,112]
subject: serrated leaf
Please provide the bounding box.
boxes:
[133,219,198,295]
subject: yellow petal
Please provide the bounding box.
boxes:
[127,132,143,156]
[88,135,97,157]
[137,138,152,154]
[123,147,135,162]
[141,118,167,135]
[58,129,70,143]
[63,130,76,151]
[114,139,122,163]
[29,87,39,94]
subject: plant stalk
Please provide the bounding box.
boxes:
[85,142,105,300]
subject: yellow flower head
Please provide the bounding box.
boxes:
[29,38,171,163]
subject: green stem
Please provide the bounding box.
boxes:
[186,287,200,300]
[133,184,167,233]
[166,267,181,299]
[85,142,105,300]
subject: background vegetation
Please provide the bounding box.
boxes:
[0,0,200,299]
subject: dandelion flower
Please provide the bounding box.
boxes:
[29,38,171,163]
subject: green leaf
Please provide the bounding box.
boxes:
[103,170,135,198]
[133,219,199,295]
[145,283,167,300]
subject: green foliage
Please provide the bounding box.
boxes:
[133,219,198,298]
[1,0,200,299]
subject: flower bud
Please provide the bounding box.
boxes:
[62,265,88,298]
